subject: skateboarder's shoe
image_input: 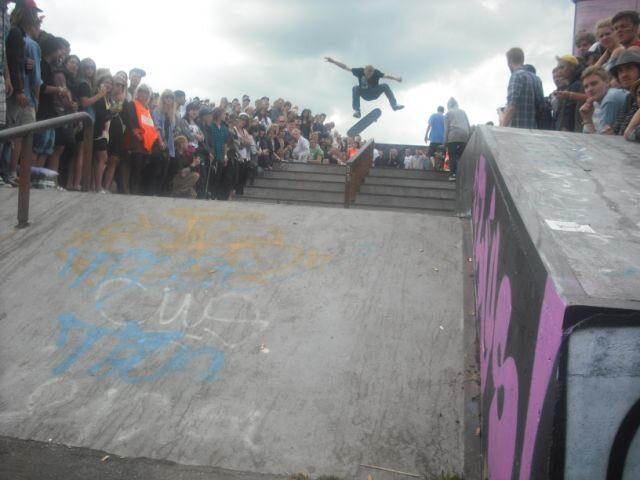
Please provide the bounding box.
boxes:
[353,110,361,118]
[392,104,405,111]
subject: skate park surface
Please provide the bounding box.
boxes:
[0,189,465,479]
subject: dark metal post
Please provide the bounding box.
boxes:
[81,119,93,191]
[16,134,33,228]
[0,113,94,228]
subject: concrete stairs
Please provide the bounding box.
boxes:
[353,168,456,214]
[236,163,456,214]
[236,163,346,207]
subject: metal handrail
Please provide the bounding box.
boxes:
[0,112,94,228]
[343,139,374,208]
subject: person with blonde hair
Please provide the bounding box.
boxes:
[103,71,127,192]
[91,71,113,192]
[594,18,620,71]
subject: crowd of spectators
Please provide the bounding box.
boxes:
[499,9,640,143]
[2,2,638,199]
[0,0,370,199]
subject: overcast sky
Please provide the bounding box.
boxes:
[37,0,575,144]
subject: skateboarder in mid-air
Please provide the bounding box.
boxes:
[325,57,404,118]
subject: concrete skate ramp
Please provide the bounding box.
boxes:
[459,126,640,480]
[0,191,464,478]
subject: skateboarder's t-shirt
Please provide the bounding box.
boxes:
[352,68,384,89]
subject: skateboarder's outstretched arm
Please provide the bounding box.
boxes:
[325,57,351,72]
[383,73,403,82]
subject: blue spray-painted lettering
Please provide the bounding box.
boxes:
[54,313,224,383]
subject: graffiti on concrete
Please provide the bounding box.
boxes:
[54,313,225,384]
[472,155,566,480]
[53,207,378,383]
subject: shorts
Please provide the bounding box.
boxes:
[33,128,56,155]
[428,142,442,157]
[55,125,75,147]
[7,99,36,127]
[93,138,108,152]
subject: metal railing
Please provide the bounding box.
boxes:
[343,139,374,208]
[0,112,94,228]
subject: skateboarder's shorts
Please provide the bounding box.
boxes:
[428,143,443,157]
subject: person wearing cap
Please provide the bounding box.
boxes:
[5,1,40,185]
[623,80,640,141]
[500,47,545,129]
[126,67,145,101]
[241,94,250,110]
[579,66,629,134]
[0,1,13,126]
[609,49,640,135]
[553,54,584,132]
[174,89,186,120]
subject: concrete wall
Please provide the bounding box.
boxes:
[470,151,566,480]
[566,325,640,479]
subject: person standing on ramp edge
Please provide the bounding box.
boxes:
[325,57,404,118]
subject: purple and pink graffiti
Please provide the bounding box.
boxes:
[472,155,566,480]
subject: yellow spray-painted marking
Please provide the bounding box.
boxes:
[58,207,335,288]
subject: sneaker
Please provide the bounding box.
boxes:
[7,174,18,187]
[353,110,361,118]
[448,174,457,181]
[0,177,10,188]
[392,104,405,111]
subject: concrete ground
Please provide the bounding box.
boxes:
[0,190,464,479]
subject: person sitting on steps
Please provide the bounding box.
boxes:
[324,57,404,118]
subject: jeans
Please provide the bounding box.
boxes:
[352,84,397,111]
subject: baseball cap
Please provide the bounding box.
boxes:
[21,0,42,12]
[242,94,250,100]
[556,54,578,66]
[129,67,146,77]
[609,49,640,78]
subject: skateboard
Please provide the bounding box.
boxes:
[347,108,381,137]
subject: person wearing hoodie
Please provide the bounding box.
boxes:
[444,97,470,181]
